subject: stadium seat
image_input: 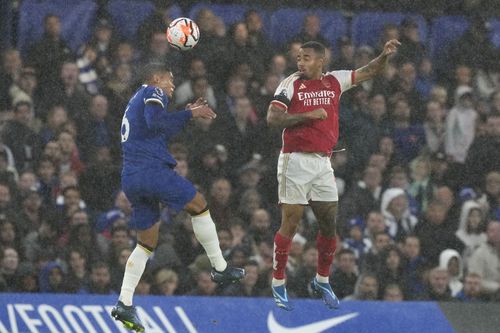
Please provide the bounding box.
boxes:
[17,0,97,54]
[489,19,500,49]
[270,8,347,51]
[351,12,427,48]
[188,3,270,34]
[0,1,13,50]
[429,15,469,61]
[106,0,156,40]
[189,3,248,26]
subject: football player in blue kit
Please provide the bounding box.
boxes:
[111,63,245,332]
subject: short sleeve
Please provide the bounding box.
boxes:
[326,70,355,93]
[271,73,298,110]
[144,86,168,108]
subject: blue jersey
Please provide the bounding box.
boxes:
[120,85,196,230]
[121,85,190,171]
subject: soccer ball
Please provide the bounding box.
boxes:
[166,17,200,51]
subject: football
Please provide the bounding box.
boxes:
[166,17,200,51]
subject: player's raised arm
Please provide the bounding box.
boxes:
[354,39,400,84]
[266,104,326,128]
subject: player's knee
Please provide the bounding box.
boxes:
[186,192,208,215]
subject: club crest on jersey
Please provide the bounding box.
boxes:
[154,87,164,96]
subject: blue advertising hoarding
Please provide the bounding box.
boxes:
[0,293,456,333]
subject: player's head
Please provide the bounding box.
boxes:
[297,41,326,79]
[142,63,175,98]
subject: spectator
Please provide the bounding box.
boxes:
[65,247,90,293]
[288,243,318,298]
[445,86,477,166]
[445,17,498,77]
[23,218,59,262]
[244,10,272,63]
[78,94,115,161]
[14,262,38,292]
[80,261,115,294]
[363,231,391,273]
[174,58,216,108]
[455,272,489,302]
[439,248,464,296]
[344,272,379,300]
[331,248,358,299]
[25,15,73,98]
[223,260,261,297]
[2,101,42,171]
[402,235,427,299]
[390,97,426,163]
[342,218,370,264]
[395,18,426,66]
[38,261,66,293]
[416,200,464,266]
[422,266,453,301]
[456,201,487,266]
[333,36,355,70]
[376,245,409,299]
[152,268,179,296]
[208,178,235,230]
[423,100,446,154]
[408,155,436,214]
[187,270,219,296]
[340,166,382,232]
[381,188,419,242]
[383,283,404,301]
[292,15,329,47]
[467,220,500,296]
[0,49,22,110]
[465,113,500,188]
[44,60,90,122]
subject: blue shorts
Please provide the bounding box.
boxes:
[122,167,196,230]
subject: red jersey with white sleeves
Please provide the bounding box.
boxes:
[271,70,355,155]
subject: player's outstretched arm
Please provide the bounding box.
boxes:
[354,39,400,84]
[266,104,327,128]
[187,97,216,119]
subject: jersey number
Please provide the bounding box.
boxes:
[121,106,130,142]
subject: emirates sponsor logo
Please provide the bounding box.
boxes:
[297,90,335,100]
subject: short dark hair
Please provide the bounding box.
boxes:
[142,63,171,82]
[300,41,326,57]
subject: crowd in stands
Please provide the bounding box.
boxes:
[0,2,499,303]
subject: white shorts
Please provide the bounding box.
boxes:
[277,152,338,205]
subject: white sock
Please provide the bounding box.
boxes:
[316,273,329,284]
[119,245,152,306]
[272,278,286,287]
[191,210,227,272]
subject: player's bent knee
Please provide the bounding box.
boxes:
[185,192,208,215]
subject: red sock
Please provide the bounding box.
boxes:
[272,232,292,280]
[316,233,337,277]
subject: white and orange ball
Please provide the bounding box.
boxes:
[166,17,200,51]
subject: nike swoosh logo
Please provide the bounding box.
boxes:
[267,312,358,333]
